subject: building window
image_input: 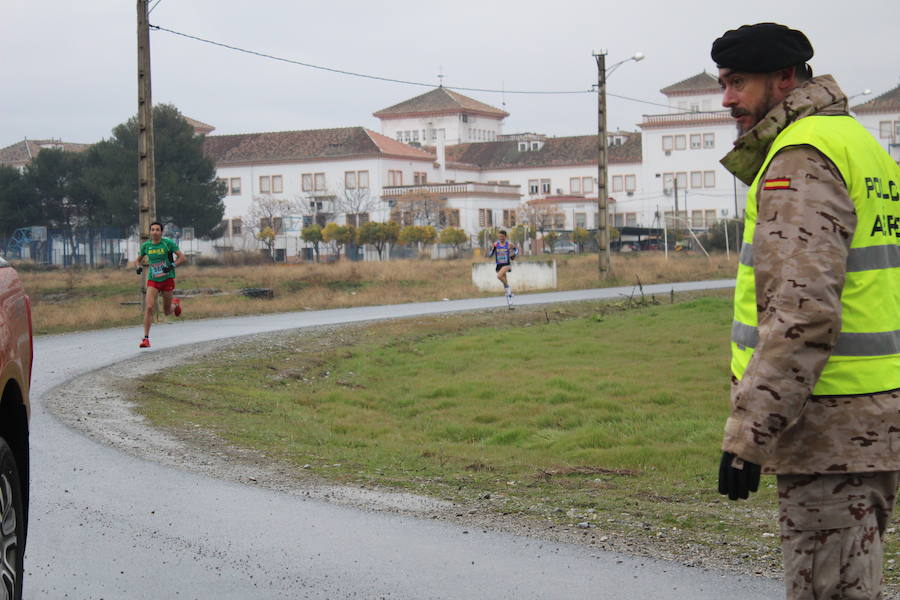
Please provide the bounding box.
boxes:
[414,172,427,185]
[624,174,636,192]
[528,179,539,195]
[575,212,586,229]
[502,209,516,227]
[346,212,370,227]
[675,135,686,150]
[388,170,403,186]
[531,141,540,150]
[461,114,468,123]
[614,213,625,227]
[440,209,460,228]
[541,179,551,194]
[345,171,357,189]
[705,209,717,225]
[412,130,419,142]
[479,209,493,228]
[611,175,623,193]
[676,172,687,190]
[271,175,283,194]
[570,177,582,194]
[260,216,283,234]
[358,171,369,189]
[690,134,701,149]
[259,176,271,194]
[880,121,893,138]
[314,173,326,191]
[625,213,637,227]
[662,136,673,152]
[691,210,703,227]
[703,133,715,149]
[582,177,593,194]
[519,142,528,152]
[704,170,716,188]
[302,173,313,192]
[554,214,566,229]
[230,177,241,195]
[691,171,703,189]
[231,218,242,236]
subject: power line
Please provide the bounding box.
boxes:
[149,0,163,13]
[150,23,686,111]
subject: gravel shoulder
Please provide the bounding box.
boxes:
[46,325,787,586]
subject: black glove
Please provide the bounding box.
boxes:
[718,451,760,500]
[135,266,143,275]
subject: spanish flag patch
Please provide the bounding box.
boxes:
[763,178,792,190]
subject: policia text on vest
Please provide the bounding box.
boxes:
[732,115,900,397]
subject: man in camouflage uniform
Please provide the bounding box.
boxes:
[712,23,900,599]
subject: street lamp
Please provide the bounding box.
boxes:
[594,50,644,279]
[848,88,872,101]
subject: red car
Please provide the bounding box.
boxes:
[0,257,32,599]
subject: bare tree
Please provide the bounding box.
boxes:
[391,190,447,228]
[334,182,380,227]
[248,195,299,260]
[518,200,564,254]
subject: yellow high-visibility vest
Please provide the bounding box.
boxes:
[732,115,900,395]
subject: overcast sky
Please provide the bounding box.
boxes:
[3,0,899,147]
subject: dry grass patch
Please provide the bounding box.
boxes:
[18,252,737,334]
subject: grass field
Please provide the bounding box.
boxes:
[18,252,736,334]
[131,290,838,578]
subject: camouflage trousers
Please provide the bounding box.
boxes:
[778,471,900,599]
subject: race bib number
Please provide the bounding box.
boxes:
[150,261,167,277]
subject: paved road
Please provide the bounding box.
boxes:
[26,280,783,599]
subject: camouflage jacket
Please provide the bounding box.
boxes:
[720,75,900,474]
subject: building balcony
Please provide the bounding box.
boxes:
[382,182,521,199]
[639,110,732,129]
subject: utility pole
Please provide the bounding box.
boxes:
[594,51,612,280]
[137,0,156,245]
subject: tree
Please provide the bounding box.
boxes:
[509,224,535,256]
[322,222,354,258]
[301,223,323,262]
[0,165,39,238]
[477,227,499,253]
[248,195,298,261]
[438,227,468,258]
[23,148,96,262]
[85,103,224,236]
[335,182,379,227]
[257,226,277,262]
[544,231,560,253]
[356,221,399,260]
[392,190,447,227]
[573,227,591,253]
[699,219,744,252]
[398,225,436,256]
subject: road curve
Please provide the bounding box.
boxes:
[26,280,782,599]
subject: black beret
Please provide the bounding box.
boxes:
[711,23,813,72]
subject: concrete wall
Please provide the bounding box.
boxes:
[471,260,556,292]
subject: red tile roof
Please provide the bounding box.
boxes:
[443,133,641,170]
[660,72,721,96]
[183,116,215,135]
[0,139,91,168]
[852,85,900,114]
[373,87,509,120]
[203,126,435,165]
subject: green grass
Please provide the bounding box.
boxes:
[133,292,825,575]
[129,293,900,586]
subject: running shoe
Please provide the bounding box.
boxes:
[173,297,182,317]
[139,337,151,348]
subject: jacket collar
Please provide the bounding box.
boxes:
[720,75,849,185]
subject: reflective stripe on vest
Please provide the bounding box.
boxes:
[731,115,900,396]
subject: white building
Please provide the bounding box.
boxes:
[637,72,746,231]
[852,84,900,163]
[373,86,509,147]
